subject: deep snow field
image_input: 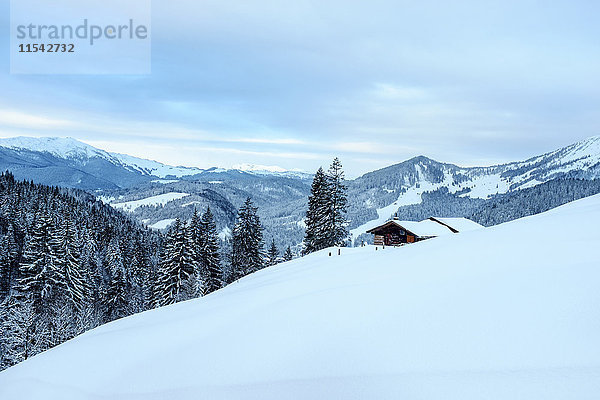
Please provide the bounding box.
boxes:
[2,195,600,399]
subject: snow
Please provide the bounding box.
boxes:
[2,195,600,399]
[350,180,445,238]
[112,153,204,178]
[230,163,311,179]
[151,179,179,184]
[0,136,111,160]
[181,201,203,208]
[110,193,190,213]
[232,163,290,173]
[148,219,177,230]
[218,226,232,240]
[96,195,115,204]
[0,136,204,178]
[430,217,484,232]
[386,219,457,237]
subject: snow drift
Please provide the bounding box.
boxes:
[2,195,600,399]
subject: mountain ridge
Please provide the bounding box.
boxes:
[1,135,600,249]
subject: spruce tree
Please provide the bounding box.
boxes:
[18,210,64,314]
[0,224,18,299]
[267,239,279,266]
[198,207,222,295]
[51,219,89,312]
[230,198,264,281]
[283,246,293,262]
[303,167,329,254]
[156,219,196,306]
[188,209,204,283]
[303,159,349,254]
[0,295,35,368]
[104,238,130,321]
[324,157,349,247]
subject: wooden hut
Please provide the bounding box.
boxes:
[366,217,483,246]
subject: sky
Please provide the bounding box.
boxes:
[1,0,600,177]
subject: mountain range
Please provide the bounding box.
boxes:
[1,135,599,250]
[0,136,310,190]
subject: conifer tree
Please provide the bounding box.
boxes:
[0,295,35,369]
[188,209,204,280]
[267,239,279,266]
[156,219,196,306]
[0,224,18,299]
[230,198,264,281]
[104,238,130,321]
[18,210,64,314]
[51,219,89,312]
[303,167,329,254]
[283,246,293,262]
[324,157,349,247]
[198,207,222,295]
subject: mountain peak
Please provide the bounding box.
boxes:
[0,136,109,160]
[232,163,290,173]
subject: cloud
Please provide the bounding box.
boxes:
[0,110,77,129]
[1,0,600,176]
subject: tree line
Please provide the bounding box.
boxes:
[0,173,296,371]
[0,157,349,371]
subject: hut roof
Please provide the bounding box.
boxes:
[428,217,484,233]
[367,217,483,238]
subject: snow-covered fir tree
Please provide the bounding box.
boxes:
[104,238,130,322]
[303,158,349,254]
[51,219,90,312]
[283,246,293,262]
[155,219,197,306]
[267,239,279,266]
[18,209,64,314]
[323,157,349,247]
[0,224,18,299]
[230,198,264,282]
[303,167,329,254]
[198,207,222,295]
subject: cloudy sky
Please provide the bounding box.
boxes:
[1,0,600,176]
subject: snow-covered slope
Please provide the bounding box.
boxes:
[110,192,190,213]
[0,136,111,160]
[348,136,600,235]
[232,163,312,179]
[111,152,204,178]
[0,136,307,180]
[0,136,205,179]
[2,195,600,399]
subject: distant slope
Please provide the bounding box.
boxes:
[0,137,310,189]
[348,136,600,236]
[2,195,599,400]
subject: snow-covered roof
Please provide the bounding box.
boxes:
[368,217,483,237]
[428,217,484,233]
[390,219,455,238]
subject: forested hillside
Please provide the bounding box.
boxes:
[0,172,279,372]
[0,172,162,370]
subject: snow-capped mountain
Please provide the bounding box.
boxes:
[110,153,205,179]
[231,163,312,179]
[347,135,600,235]
[2,194,599,399]
[0,136,205,180]
[0,137,309,188]
[0,136,111,160]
